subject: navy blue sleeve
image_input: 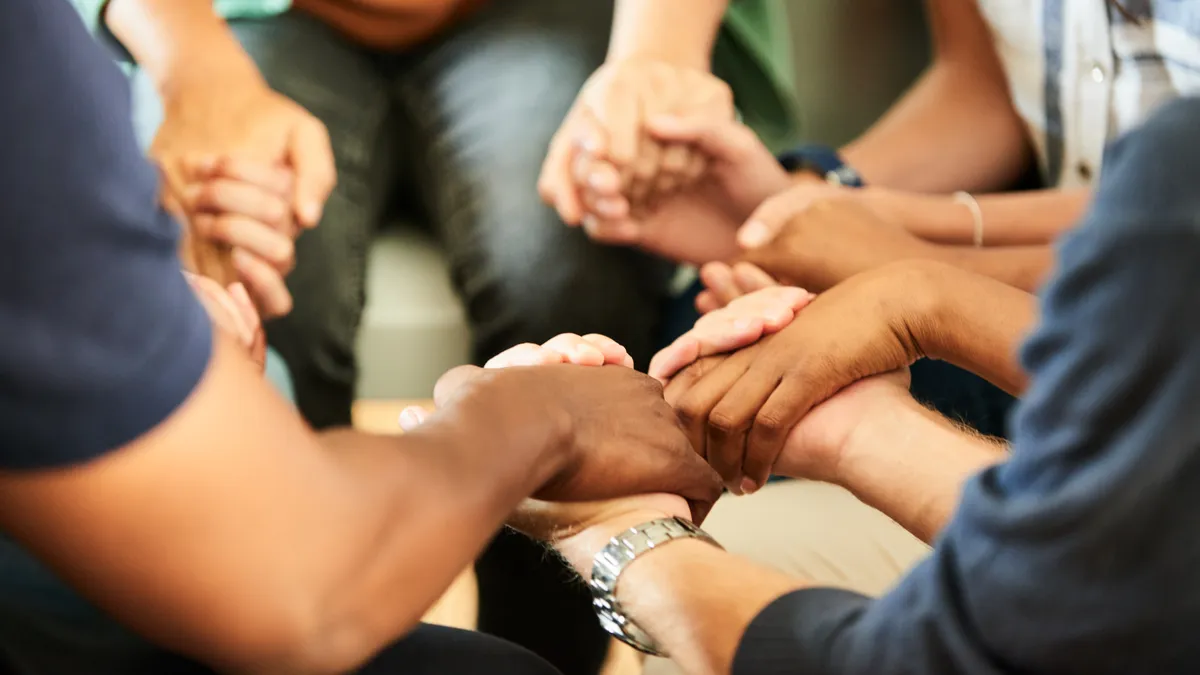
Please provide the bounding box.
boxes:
[0,0,212,468]
[735,96,1200,674]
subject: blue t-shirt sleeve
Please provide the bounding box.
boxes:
[0,0,212,469]
[735,96,1200,674]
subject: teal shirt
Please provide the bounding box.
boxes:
[74,0,800,148]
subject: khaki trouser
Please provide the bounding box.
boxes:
[643,480,931,675]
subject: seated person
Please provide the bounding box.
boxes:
[0,4,726,674]
[561,0,1200,295]
[524,97,1200,675]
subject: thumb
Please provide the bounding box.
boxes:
[645,115,754,163]
[737,196,794,249]
[288,120,336,228]
[433,365,484,408]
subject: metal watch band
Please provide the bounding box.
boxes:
[588,516,722,656]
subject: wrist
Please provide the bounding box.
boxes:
[158,52,266,103]
[556,509,675,574]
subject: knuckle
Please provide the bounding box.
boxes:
[707,407,748,438]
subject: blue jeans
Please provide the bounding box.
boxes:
[132,1,672,432]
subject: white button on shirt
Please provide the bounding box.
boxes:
[976,0,1200,188]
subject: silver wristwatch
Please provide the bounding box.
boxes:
[588,516,721,656]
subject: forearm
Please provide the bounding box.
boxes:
[911,260,1035,394]
[932,242,1054,293]
[106,0,262,95]
[11,340,564,674]
[893,188,1092,246]
[307,421,564,666]
[835,396,1007,543]
[608,0,727,69]
[838,0,1030,193]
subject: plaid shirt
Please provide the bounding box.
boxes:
[978,0,1200,188]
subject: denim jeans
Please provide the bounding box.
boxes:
[132,1,673,431]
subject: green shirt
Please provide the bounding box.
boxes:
[73,0,799,148]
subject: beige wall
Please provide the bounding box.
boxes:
[786,0,930,146]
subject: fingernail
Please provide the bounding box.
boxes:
[300,201,323,226]
[733,317,755,331]
[740,478,759,496]
[398,408,421,430]
[738,220,771,248]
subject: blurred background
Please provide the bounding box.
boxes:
[355,0,932,401]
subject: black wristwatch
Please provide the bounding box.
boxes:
[777,144,865,188]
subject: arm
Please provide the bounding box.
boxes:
[838,0,1031,193]
[0,339,567,674]
[831,397,1006,543]
[914,261,1036,395]
[105,0,262,96]
[930,243,1053,293]
[607,0,728,68]
[884,187,1092,247]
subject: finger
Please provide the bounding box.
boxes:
[230,280,267,370]
[541,333,606,367]
[434,365,483,408]
[721,286,812,332]
[654,143,692,194]
[581,214,640,244]
[732,262,780,295]
[695,290,722,314]
[226,282,263,338]
[648,335,701,383]
[186,272,253,345]
[584,158,624,198]
[232,248,293,319]
[196,212,295,271]
[580,334,634,368]
[627,136,663,204]
[576,158,629,220]
[674,356,755,486]
[699,262,743,307]
[188,179,292,231]
[187,156,295,198]
[484,343,568,369]
[288,119,336,228]
[398,406,432,432]
[741,376,811,490]
[684,152,708,184]
[707,360,798,494]
[540,132,581,224]
[645,115,756,161]
[599,85,640,167]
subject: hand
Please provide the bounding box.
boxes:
[569,116,791,264]
[178,157,300,318]
[428,362,723,523]
[648,286,815,383]
[153,74,334,230]
[185,272,267,371]
[662,262,939,493]
[398,333,635,429]
[540,59,734,226]
[738,192,939,293]
[695,261,779,314]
